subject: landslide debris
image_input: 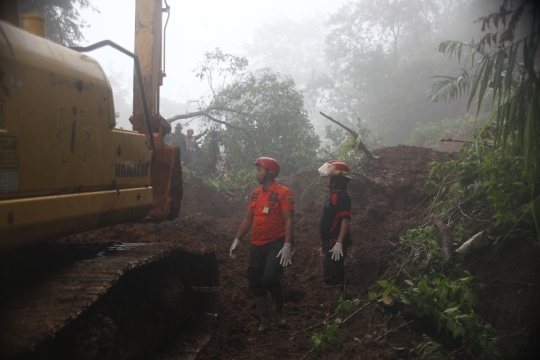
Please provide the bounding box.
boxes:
[15,145,537,359]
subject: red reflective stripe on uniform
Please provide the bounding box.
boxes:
[331,192,338,206]
[330,211,350,232]
[336,211,350,218]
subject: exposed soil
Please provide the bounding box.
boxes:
[50,145,540,358]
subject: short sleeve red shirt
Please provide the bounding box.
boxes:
[248,181,294,246]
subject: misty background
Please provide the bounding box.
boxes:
[75,0,498,150]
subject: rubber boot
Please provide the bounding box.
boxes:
[270,284,287,325]
[325,284,344,314]
[254,294,271,331]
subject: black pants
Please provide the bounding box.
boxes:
[322,238,348,286]
[248,238,284,296]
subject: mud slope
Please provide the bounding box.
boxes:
[57,145,539,359]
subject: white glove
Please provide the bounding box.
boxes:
[277,243,292,266]
[230,238,240,258]
[330,242,343,261]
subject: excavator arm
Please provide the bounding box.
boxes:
[131,0,182,222]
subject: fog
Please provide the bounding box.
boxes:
[78,0,501,145]
[79,0,346,129]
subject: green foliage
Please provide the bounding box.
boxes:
[370,3,539,357]
[426,128,539,240]
[428,0,540,194]
[407,114,482,148]
[335,297,360,314]
[194,49,320,177]
[20,0,98,46]
[309,297,360,356]
[375,130,537,357]
[415,335,449,358]
[310,319,342,354]
[377,227,503,358]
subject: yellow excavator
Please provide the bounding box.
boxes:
[0,1,217,359]
[0,0,181,251]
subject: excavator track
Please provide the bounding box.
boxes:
[0,242,219,360]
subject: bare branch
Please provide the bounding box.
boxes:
[167,111,207,122]
[319,111,377,160]
[167,110,240,130]
[373,320,413,342]
[167,106,252,129]
[320,111,359,138]
[204,113,241,130]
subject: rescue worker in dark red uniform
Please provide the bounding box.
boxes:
[318,160,353,313]
[230,157,294,331]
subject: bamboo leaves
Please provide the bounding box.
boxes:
[429,74,474,103]
[429,0,540,193]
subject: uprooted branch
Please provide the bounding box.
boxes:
[319,111,377,160]
[373,320,413,342]
[167,111,240,129]
[167,106,251,129]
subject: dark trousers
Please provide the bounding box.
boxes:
[248,238,284,296]
[322,238,348,286]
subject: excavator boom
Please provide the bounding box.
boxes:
[131,0,182,222]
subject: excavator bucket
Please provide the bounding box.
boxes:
[145,134,182,222]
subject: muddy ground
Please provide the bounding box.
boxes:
[66,145,540,359]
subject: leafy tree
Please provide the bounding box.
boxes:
[168,49,320,177]
[19,0,97,46]
[308,0,476,145]
[214,70,319,176]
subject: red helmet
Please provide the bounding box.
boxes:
[318,160,352,179]
[255,157,280,177]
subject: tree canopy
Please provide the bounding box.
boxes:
[19,0,97,46]
[170,49,320,178]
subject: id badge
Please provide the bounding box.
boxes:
[263,206,269,214]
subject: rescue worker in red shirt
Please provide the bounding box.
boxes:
[230,157,294,331]
[318,160,353,313]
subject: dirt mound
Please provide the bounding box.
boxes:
[53,145,538,359]
[196,145,451,359]
[180,175,246,218]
